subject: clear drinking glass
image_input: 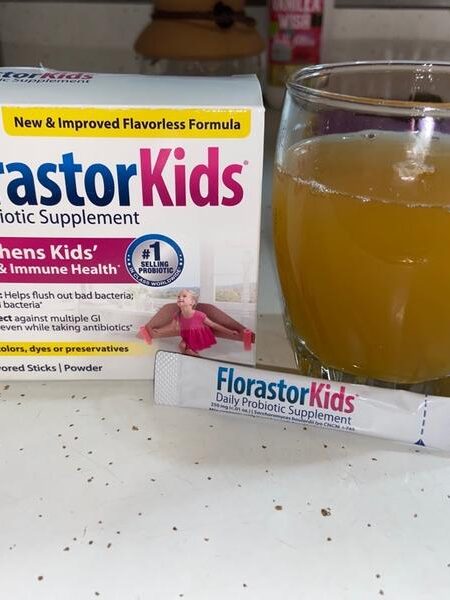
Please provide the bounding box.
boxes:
[273,61,450,396]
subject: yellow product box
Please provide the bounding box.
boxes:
[0,68,264,379]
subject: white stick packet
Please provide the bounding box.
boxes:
[153,351,450,451]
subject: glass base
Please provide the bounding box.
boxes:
[138,56,262,78]
[283,310,450,398]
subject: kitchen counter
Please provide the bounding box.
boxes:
[1,109,450,600]
[4,375,450,600]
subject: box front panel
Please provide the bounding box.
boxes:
[0,102,264,379]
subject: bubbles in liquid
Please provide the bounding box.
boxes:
[284,129,450,208]
[395,159,435,182]
[291,175,373,205]
[409,62,435,103]
[394,116,436,181]
[273,123,450,383]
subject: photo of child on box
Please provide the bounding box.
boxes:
[139,288,254,356]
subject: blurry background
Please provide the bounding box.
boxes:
[0,1,450,76]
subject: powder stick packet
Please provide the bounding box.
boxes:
[154,351,450,451]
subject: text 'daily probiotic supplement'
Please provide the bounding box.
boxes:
[154,351,450,451]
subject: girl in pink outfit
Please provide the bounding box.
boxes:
[154,289,239,356]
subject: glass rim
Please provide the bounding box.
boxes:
[287,60,450,116]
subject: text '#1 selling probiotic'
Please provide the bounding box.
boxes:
[154,351,450,451]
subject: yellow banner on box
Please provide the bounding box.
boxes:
[2,107,251,138]
[0,341,150,356]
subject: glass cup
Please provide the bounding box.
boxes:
[272,61,450,396]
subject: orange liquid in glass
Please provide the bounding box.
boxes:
[273,130,450,383]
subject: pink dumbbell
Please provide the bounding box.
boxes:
[138,326,153,345]
[243,329,252,351]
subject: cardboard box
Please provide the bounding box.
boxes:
[0,68,264,379]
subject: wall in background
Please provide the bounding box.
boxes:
[0,2,267,73]
[0,2,161,72]
[1,2,450,74]
[321,5,450,62]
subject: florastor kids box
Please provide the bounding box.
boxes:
[0,68,264,379]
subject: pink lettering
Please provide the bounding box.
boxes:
[344,395,355,414]
[330,386,346,412]
[140,148,173,206]
[65,73,87,80]
[189,147,219,207]
[309,382,325,408]
[139,146,243,207]
[222,164,243,206]
[310,382,355,413]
